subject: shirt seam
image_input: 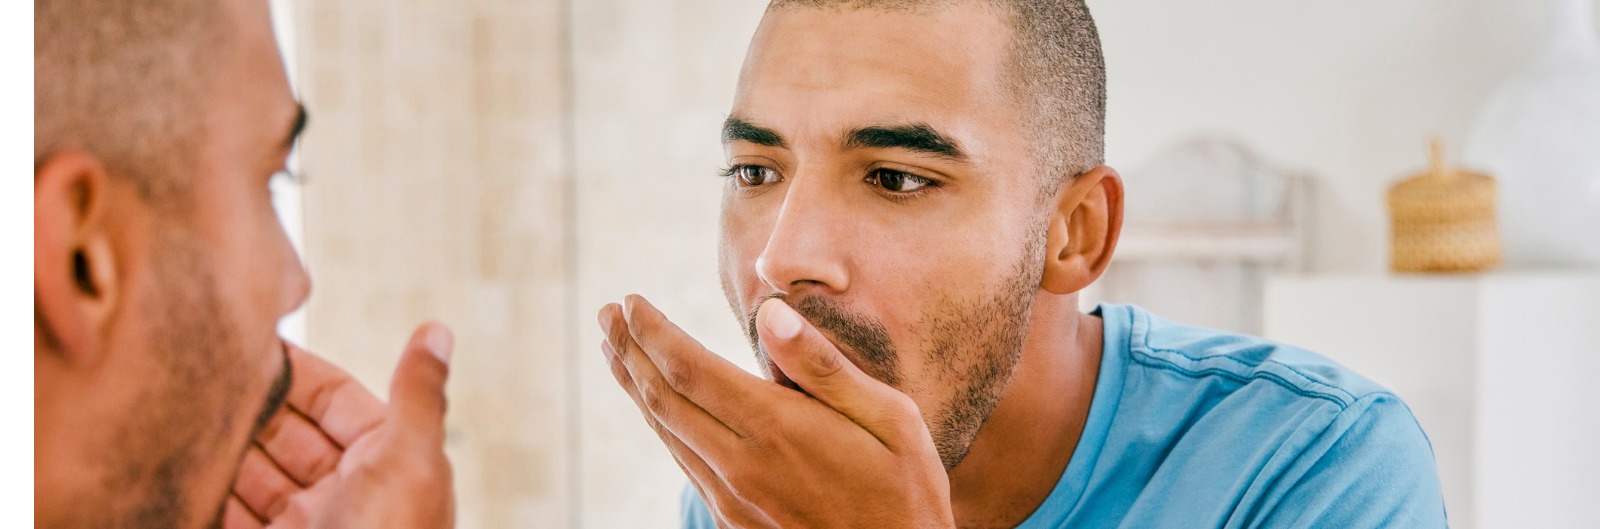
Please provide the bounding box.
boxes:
[1127,351,1354,408]
[1126,308,1361,407]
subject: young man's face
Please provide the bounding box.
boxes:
[718,4,1049,470]
[70,0,310,525]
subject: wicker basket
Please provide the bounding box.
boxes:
[1387,140,1501,272]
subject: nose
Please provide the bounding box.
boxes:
[275,225,311,317]
[754,174,850,295]
[279,249,311,317]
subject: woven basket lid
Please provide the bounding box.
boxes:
[1387,140,1496,221]
[1387,139,1500,272]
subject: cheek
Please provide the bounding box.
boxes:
[193,196,294,378]
[718,199,777,303]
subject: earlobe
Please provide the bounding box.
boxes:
[1039,166,1124,295]
[34,150,119,365]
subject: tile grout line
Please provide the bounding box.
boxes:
[559,0,583,527]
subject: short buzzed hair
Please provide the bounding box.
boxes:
[35,0,224,201]
[768,0,1107,195]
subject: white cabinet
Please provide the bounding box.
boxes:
[1264,272,1600,529]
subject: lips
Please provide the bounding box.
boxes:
[765,358,807,395]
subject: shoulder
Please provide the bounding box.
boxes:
[1097,305,1447,526]
[1109,304,1435,458]
[1109,304,1394,409]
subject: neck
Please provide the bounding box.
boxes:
[946,291,1103,528]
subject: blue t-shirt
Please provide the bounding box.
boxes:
[683,304,1449,528]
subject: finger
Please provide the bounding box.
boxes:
[611,296,777,432]
[253,406,342,486]
[265,474,337,529]
[602,339,772,528]
[757,298,926,446]
[223,494,266,529]
[232,446,301,521]
[388,321,454,445]
[600,308,743,454]
[282,341,386,448]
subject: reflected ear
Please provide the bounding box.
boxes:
[1040,166,1123,295]
[34,151,121,365]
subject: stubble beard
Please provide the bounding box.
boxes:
[725,228,1048,472]
[93,227,272,529]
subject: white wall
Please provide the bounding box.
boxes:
[1094,0,1596,272]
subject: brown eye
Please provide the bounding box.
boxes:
[730,165,779,187]
[866,168,932,193]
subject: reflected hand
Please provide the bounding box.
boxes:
[224,323,457,529]
[599,295,953,528]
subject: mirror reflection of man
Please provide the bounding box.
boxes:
[598,1,1450,527]
[36,0,456,527]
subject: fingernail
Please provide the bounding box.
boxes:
[623,295,639,322]
[597,307,613,337]
[425,324,454,363]
[763,298,804,341]
[601,339,616,359]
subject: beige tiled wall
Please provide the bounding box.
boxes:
[293,1,763,527]
[294,0,574,527]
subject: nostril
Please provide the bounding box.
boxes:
[754,253,788,295]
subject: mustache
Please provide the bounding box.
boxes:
[745,294,901,387]
[251,341,295,434]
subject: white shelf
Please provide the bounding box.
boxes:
[1114,221,1301,262]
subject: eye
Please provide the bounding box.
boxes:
[724,165,781,187]
[865,168,933,193]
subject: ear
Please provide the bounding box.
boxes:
[35,150,122,365]
[1040,165,1124,295]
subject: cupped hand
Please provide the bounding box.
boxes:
[224,322,457,529]
[599,296,953,528]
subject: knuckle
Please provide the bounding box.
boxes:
[609,328,633,355]
[662,356,694,393]
[306,450,339,479]
[607,353,634,385]
[626,314,651,343]
[641,381,671,418]
[261,488,292,519]
[808,350,843,378]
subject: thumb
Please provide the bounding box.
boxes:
[388,321,454,444]
[757,298,925,447]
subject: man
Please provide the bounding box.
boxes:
[35,0,456,527]
[598,0,1449,527]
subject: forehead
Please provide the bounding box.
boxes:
[217,0,293,112]
[198,0,296,166]
[733,4,1019,149]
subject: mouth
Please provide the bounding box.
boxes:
[764,357,808,396]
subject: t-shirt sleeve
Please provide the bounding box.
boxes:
[1253,393,1450,528]
[681,482,716,529]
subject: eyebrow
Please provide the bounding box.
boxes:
[844,123,966,160]
[282,104,308,150]
[722,117,787,148]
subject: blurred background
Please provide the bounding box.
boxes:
[266,0,1600,527]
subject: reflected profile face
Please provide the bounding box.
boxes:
[89,0,312,526]
[716,4,1051,470]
